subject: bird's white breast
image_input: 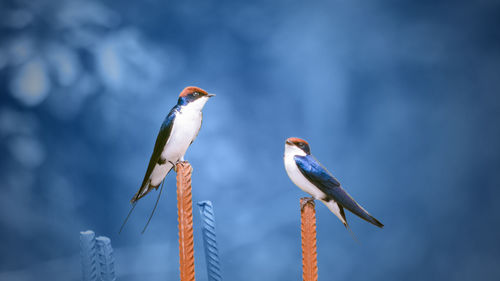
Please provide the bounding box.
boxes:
[162,107,202,162]
[284,145,326,199]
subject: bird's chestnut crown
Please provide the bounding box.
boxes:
[178,86,214,104]
[286,137,311,154]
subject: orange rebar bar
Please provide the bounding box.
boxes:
[176,162,195,281]
[301,197,318,281]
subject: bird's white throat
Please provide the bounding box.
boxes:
[182,96,210,113]
[284,143,307,158]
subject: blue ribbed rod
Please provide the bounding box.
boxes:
[80,230,99,281]
[96,236,116,281]
[197,201,223,281]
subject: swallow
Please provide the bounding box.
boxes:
[121,86,214,233]
[284,137,383,229]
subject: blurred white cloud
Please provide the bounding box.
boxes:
[9,58,51,107]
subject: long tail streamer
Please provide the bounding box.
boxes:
[141,178,166,234]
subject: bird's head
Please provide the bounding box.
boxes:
[285,137,311,156]
[178,86,215,109]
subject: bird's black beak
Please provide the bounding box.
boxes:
[207,93,216,97]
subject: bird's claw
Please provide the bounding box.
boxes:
[170,160,188,173]
[300,197,315,211]
[169,161,178,172]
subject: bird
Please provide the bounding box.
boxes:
[283,137,383,229]
[120,86,215,233]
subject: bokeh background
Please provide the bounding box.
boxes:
[1,0,500,280]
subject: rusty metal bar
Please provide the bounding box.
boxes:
[176,162,196,281]
[300,197,318,281]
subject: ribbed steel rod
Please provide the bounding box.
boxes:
[80,230,99,281]
[176,161,196,281]
[95,236,116,281]
[197,200,223,281]
[300,197,318,281]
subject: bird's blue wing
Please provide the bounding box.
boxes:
[131,105,179,203]
[294,155,384,228]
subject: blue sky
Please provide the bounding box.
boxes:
[1,0,499,280]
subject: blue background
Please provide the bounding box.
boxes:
[1,0,500,280]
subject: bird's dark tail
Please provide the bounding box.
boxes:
[368,216,384,228]
[131,183,150,204]
[341,199,384,228]
[356,211,384,228]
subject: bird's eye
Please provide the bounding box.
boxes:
[193,92,199,96]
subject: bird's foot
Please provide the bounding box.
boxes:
[178,156,188,164]
[300,197,315,211]
[169,161,178,172]
[170,160,189,172]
